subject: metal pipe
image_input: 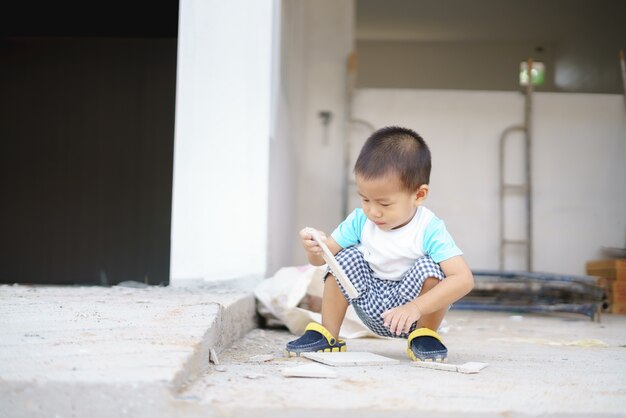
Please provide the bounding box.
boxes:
[343,52,375,219]
[525,59,534,271]
[619,49,626,101]
[342,52,358,219]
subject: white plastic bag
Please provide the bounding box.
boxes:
[254,265,379,339]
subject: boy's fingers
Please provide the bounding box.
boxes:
[389,315,401,334]
[381,309,395,328]
[303,240,321,252]
[395,316,407,335]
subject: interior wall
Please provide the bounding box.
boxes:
[0,37,177,285]
[170,0,273,283]
[355,0,626,94]
[349,89,626,275]
[272,0,357,271]
[356,38,624,93]
[356,40,556,91]
[274,0,626,275]
[285,0,355,267]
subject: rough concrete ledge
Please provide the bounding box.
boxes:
[172,289,258,390]
[0,281,259,418]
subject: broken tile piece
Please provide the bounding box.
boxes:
[209,348,220,365]
[411,361,489,374]
[457,362,489,374]
[301,351,399,367]
[248,354,274,363]
[281,363,337,378]
[410,361,459,372]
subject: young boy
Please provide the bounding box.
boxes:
[287,126,474,362]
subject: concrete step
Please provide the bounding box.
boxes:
[0,282,258,417]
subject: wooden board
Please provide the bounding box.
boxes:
[586,259,626,271]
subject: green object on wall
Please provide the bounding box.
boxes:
[520,61,545,86]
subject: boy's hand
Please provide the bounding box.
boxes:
[299,227,326,256]
[381,302,422,336]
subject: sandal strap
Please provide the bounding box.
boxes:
[305,322,337,346]
[407,327,443,347]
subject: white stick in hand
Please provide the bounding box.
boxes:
[305,227,359,299]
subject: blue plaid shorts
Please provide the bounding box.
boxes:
[326,246,445,338]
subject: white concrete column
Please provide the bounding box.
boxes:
[170,0,274,284]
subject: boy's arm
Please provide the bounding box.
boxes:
[412,255,474,315]
[300,228,343,266]
[382,255,473,335]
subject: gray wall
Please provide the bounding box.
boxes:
[349,89,626,275]
[355,0,626,93]
[357,40,558,92]
[0,37,177,285]
[267,0,355,273]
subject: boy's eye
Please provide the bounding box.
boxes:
[380,203,391,207]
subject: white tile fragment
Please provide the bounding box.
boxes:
[411,361,489,374]
[301,351,399,367]
[458,362,489,374]
[248,354,274,363]
[411,361,459,372]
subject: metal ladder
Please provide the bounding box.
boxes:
[499,59,535,271]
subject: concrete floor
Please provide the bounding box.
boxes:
[184,311,626,417]
[2,284,626,417]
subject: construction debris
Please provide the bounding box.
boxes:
[411,361,489,374]
[301,351,399,367]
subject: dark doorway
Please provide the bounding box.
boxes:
[0,1,179,285]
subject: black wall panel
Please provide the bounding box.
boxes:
[0,37,177,285]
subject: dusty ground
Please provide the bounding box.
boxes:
[181,311,626,417]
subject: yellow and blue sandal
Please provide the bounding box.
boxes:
[407,327,448,362]
[286,323,347,357]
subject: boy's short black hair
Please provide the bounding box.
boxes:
[354,126,431,191]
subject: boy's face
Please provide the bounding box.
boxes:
[356,173,428,231]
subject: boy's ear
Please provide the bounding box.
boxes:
[415,184,429,202]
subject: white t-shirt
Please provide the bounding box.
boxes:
[331,206,462,281]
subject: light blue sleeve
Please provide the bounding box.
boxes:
[331,208,367,249]
[423,217,463,263]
